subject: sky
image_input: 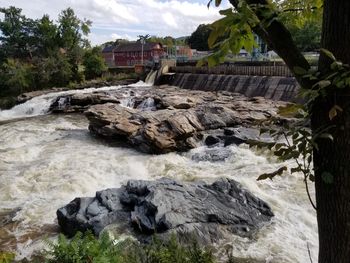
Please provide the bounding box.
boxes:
[1,0,229,45]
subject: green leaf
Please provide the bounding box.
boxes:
[321,171,334,184]
[320,48,336,61]
[313,80,331,89]
[291,167,302,174]
[318,133,334,141]
[309,174,315,182]
[293,66,308,75]
[329,105,343,120]
[257,166,287,181]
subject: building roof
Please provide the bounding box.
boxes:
[102,45,115,53]
[114,42,163,52]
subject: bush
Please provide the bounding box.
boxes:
[83,47,107,80]
[44,231,218,263]
[0,59,34,96]
[33,52,73,89]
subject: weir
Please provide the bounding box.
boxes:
[165,73,299,102]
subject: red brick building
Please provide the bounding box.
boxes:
[112,42,165,67]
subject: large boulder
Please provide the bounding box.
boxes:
[83,87,288,154]
[57,178,273,244]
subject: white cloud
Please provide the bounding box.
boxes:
[1,0,228,45]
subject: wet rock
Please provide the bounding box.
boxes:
[83,86,288,154]
[204,135,221,146]
[191,147,233,162]
[57,178,273,244]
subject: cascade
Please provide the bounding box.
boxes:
[137,97,155,111]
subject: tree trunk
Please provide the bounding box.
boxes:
[313,0,350,262]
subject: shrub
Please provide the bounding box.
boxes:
[83,47,107,80]
[44,231,218,263]
[1,59,34,96]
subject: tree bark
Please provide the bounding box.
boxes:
[226,0,350,262]
[312,0,350,262]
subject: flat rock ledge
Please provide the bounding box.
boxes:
[82,86,288,154]
[57,178,273,244]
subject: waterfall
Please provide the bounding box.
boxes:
[145,70,158,85]
[0,85,124,122]
[137,97,155,111]
[169,73,300,102]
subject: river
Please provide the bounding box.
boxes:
[0,84,317,262]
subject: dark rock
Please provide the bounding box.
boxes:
[57,178,273,244]
[205,135,221,146]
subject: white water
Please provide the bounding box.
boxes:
[137,97,156,111]
[0,85,143,122]
[0,86,318,262]
[145,70,158,85]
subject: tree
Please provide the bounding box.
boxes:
[83,47,107,80]
[209,0,350,262]
[57,8,91,82]
[187,24,212,51]
[0,6,36,62]
[34,15,59,57]
[1,59,34,95]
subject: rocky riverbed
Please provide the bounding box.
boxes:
[48,85,289,154]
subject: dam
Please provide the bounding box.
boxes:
[158,62,300,102]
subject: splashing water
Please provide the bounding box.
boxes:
[0,83,318,262]
[0,113,318,262]
[0,84,146,122]
[137,97,155,111]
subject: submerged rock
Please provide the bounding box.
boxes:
[57,178,273,244]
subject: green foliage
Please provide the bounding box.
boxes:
[0,59,34,95]
[44,231,219,263]
[0,6,92,100]
[0,252,15,263]
[83,47,108,80]
[288,21,321,52]
[205,0,322,65]
[187,24,212,51]
[33,52,73,88]
[297,49,350,114]
[0,6,36,62]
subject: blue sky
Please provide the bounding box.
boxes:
[1,0,229,45]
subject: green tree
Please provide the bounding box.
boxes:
[209,0,350,262]
[83,47,107,80]
[289,21,321,52]
[0,59,34,95]
[32,51,73,88]
[57,8,91,82]
[0,6,36,62]
[187,24,212,51]
[34,15,59,57]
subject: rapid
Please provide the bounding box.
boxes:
[0,84,317,262]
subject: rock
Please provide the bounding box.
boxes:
[191,147,233,162]
[82,86,288,154]
[205,135,221,146]
[223,127,273,147]
[57,178,273,244]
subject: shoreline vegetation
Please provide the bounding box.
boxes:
[0,231,259,263]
